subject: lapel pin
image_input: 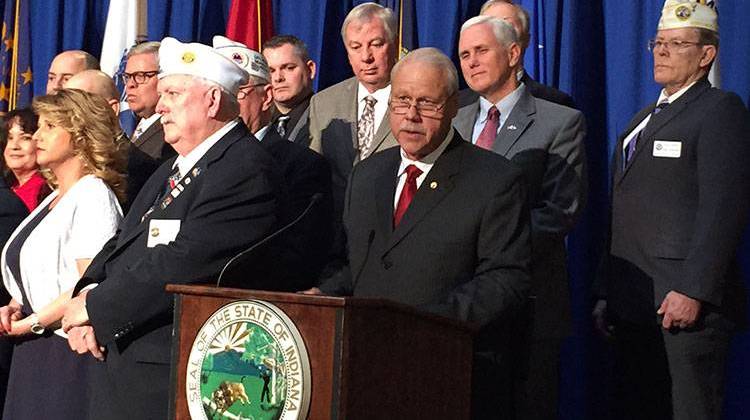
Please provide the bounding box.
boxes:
[150,228,160,237]
[430,181,438,189]
[507,124,517,130]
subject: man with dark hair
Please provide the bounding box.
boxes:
[594,2,750,419]
[46,50,100,94]
[262,35,316,146]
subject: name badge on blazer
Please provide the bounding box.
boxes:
[653,140,682,158]
[147,219,181,248]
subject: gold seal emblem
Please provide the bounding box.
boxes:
[675,4,692,20]
[182,52,196,63]
[430,181,438,189]
[150,227,160,237]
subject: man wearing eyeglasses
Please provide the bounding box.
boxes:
[313,47,531,420]
[123,42,175,163]
[453,15,586,419]
[213,35,333,287]
[593,2,750,419]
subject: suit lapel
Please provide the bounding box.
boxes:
[134,118,162,149]
[453,100,479,141]
[370,108,393,153]
[383,137,462,254]
[374,155,400,237]
[493,90,535,156]
[617,80,710,183]
[113,123,248,252]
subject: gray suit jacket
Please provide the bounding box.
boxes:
[308,77,398,271]
[132,117,173,161]
[453,86,587,338]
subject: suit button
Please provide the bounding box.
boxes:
[382,259,393,269]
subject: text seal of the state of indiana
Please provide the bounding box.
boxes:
[186,300,311,420]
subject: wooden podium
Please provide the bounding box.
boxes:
[167,285,474,419]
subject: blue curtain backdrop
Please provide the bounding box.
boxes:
[16,1,750,418]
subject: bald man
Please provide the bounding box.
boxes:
[65,70,121,113]
[47,50,99,94]
[63,70,159,210]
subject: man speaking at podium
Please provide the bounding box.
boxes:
[59,38,284,420]
[308,48,531,419]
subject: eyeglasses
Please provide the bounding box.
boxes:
[389,96,449,118]
[237,83,267,100]
[121,70,159,85]
[647,39,702,52]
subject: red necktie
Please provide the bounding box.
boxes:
[475,106,500,150]
[393,164,423,227]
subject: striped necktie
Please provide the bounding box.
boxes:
[625,100,669,166]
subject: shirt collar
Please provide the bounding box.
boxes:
[173,119,239,176]
[357,82,391,105]
[398,129,454,176]
[136,113,161,133]
[254,124,271,141]
[658,81,697,104]
[478,83,526,125]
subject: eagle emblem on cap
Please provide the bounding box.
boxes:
[675,4,693,21]
[182,52,196,63]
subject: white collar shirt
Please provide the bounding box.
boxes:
[471,83,526,144]
[357,82,391,133]
[393,129,454,209]
[133,113,161,141]
[172,120,239,179]
[622,81,696,151]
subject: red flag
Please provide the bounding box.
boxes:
[226,0,274,50]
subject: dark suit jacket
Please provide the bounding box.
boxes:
[77,122,283,419]
[132,118,176,162]
[320,134,531,339]
[601,79,750,327]
[259,128,334,286]
[308,77,399,275]
[454,86,587,338]
[521,71,576,109]
[271,95,312,146]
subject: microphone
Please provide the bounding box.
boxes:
[215,193,323,288]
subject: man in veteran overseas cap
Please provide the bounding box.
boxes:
[213,35,334,288]
[593,1,750,418]
[60,37,286,420]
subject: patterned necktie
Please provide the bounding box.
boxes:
[393,165,423,227]
[625,100,669,166]
[358,95,377,159]
[132,124,144,142]
[475,106,500,150]
[276,115,290,137]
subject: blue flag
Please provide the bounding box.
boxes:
[11,0,32,109]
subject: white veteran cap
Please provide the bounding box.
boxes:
[158,37,249,95]
[212,35,270,83]
[658,0,718,33]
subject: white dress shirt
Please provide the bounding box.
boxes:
[394,129,454,209]
[622,81,696,151]
[471,83,526,144]
[357,82,391,133]
[172,120,239,178]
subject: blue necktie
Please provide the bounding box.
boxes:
[624,100,669,166]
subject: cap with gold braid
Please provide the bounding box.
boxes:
[658,0,718,33]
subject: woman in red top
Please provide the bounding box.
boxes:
[1,109,51,211]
